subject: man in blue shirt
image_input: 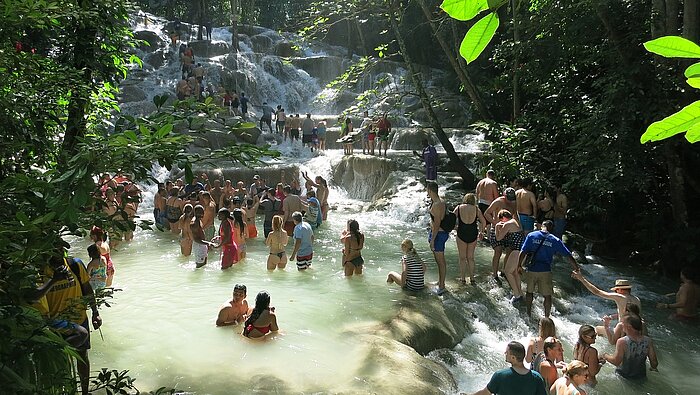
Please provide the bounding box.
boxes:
[469,341,547,395]
[518,220,580,317]
[290,211,314,270]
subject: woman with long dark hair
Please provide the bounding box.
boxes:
[242,291,278,339]
[341,219,364,276]
[232,208,247,260]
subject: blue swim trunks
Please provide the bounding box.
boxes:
[519,214,535,232]
[429,230,449,252]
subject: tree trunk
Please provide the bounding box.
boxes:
[666,0,680,34]
[416,0,493,120]
[346,19,354,58]
[196,0,204,41]
[63,6,96,160]
[231,0,239,52]
[355,19,367,55]
[684,0,700,42]
[388,0,477,188]
[511,0,521,121]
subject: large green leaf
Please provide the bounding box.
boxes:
[640,100,700,143]
[686,121,700,143]
[684,62,700,78]
[440,0,488,21]
[687,77,700,89]
[459,12,500,64]
[643,36,700,58]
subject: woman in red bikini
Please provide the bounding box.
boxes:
[242,291,278,339]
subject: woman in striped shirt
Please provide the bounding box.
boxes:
[386,239,426,291]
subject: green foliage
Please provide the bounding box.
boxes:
[641,35,700,144]
[644,36,700,58]
[440,0,488,21]
[459,12,499,64]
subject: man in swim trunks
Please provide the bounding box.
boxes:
[191,205,214,268]
[657,266,699,321]
[484,187,518,283]
[518,220,580,317]
[516,178,538,232]
[475,169,499,214]
[571,273,641,338]
[376,113,391,157]
[216,284,249,326]
[427,181,449,294]
[200,191,217,241]
[289,212,314,270]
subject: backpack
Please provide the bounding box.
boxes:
[440,210,457,231]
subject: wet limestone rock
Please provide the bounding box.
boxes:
[274,41,298,57]
[188,40,230,58]
[291,56,346,84]
[352,334,457,394]
[332,155,395,201]
[134,30,164,52]
[118,85,147,103]
[391,128,437,150]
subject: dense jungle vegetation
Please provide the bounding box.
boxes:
[1,0,699,393]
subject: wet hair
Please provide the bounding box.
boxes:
[292,211,303,223]
[486,169,496,177]
[624,314,643,331]
[272,215,283,231]
[574,324,596,358]
[90,226,107,242]
[347,219,362,245]
[401,239,417,255]
[283,185,291,194]
[232,209,245,236]
[87,244,101,260]
[426,181,438,194]
[233,284,247,294]
[306,190,316,198]
[497,209,513,220]
[538,317,556,339]
[201,191,211,201]
[183,203,193,214]
[507,341,526,361]
[168,188,179,197]
[218,207,231,218]
[462,193,476,205]
[564,360,588,378]
[243,291,271,337]
[542,220,555,232]
[626,303,641,317]
[543,337,561,357]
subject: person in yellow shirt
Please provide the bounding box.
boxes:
[31,248,102,395]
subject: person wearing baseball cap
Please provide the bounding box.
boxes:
[571,272,641,343]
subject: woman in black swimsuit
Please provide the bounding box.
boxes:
[453,193,487,284]
[537,187,556,224]
[341,219,364,277]
[573,324,602,384]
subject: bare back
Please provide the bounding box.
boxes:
[516,189,537,216]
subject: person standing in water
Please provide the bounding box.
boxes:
[265,215,288,270]
[242,291,279,339]
[86,244,107,291]
[518,220,580,317]
[656,266,699,322]
[516,178,538,232]
[217,208,239,269]
[549,361,589,395]
[476,169,500,214]
[386,239,426,291]
[192,205,214,268]
[468,341,547,395]
[570,273,641,340]
[484,187,518,284]
[179,204,194,256]
[89,226,115,287]
[216,284,249,326]
[290,212,314,270]
[427,181,449,295]
[572,324,603,384]
[341,219,364,277]
[526,317,557,364]
[453,193,487,285]
[602,314,659,379]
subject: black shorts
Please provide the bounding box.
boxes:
[302,134,312,144]
[290,129,300,139]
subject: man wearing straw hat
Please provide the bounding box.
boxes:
[571,272,641,338]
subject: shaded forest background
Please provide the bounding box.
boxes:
[138,0,700,272]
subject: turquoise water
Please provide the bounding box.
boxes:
[68,151,700,394]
